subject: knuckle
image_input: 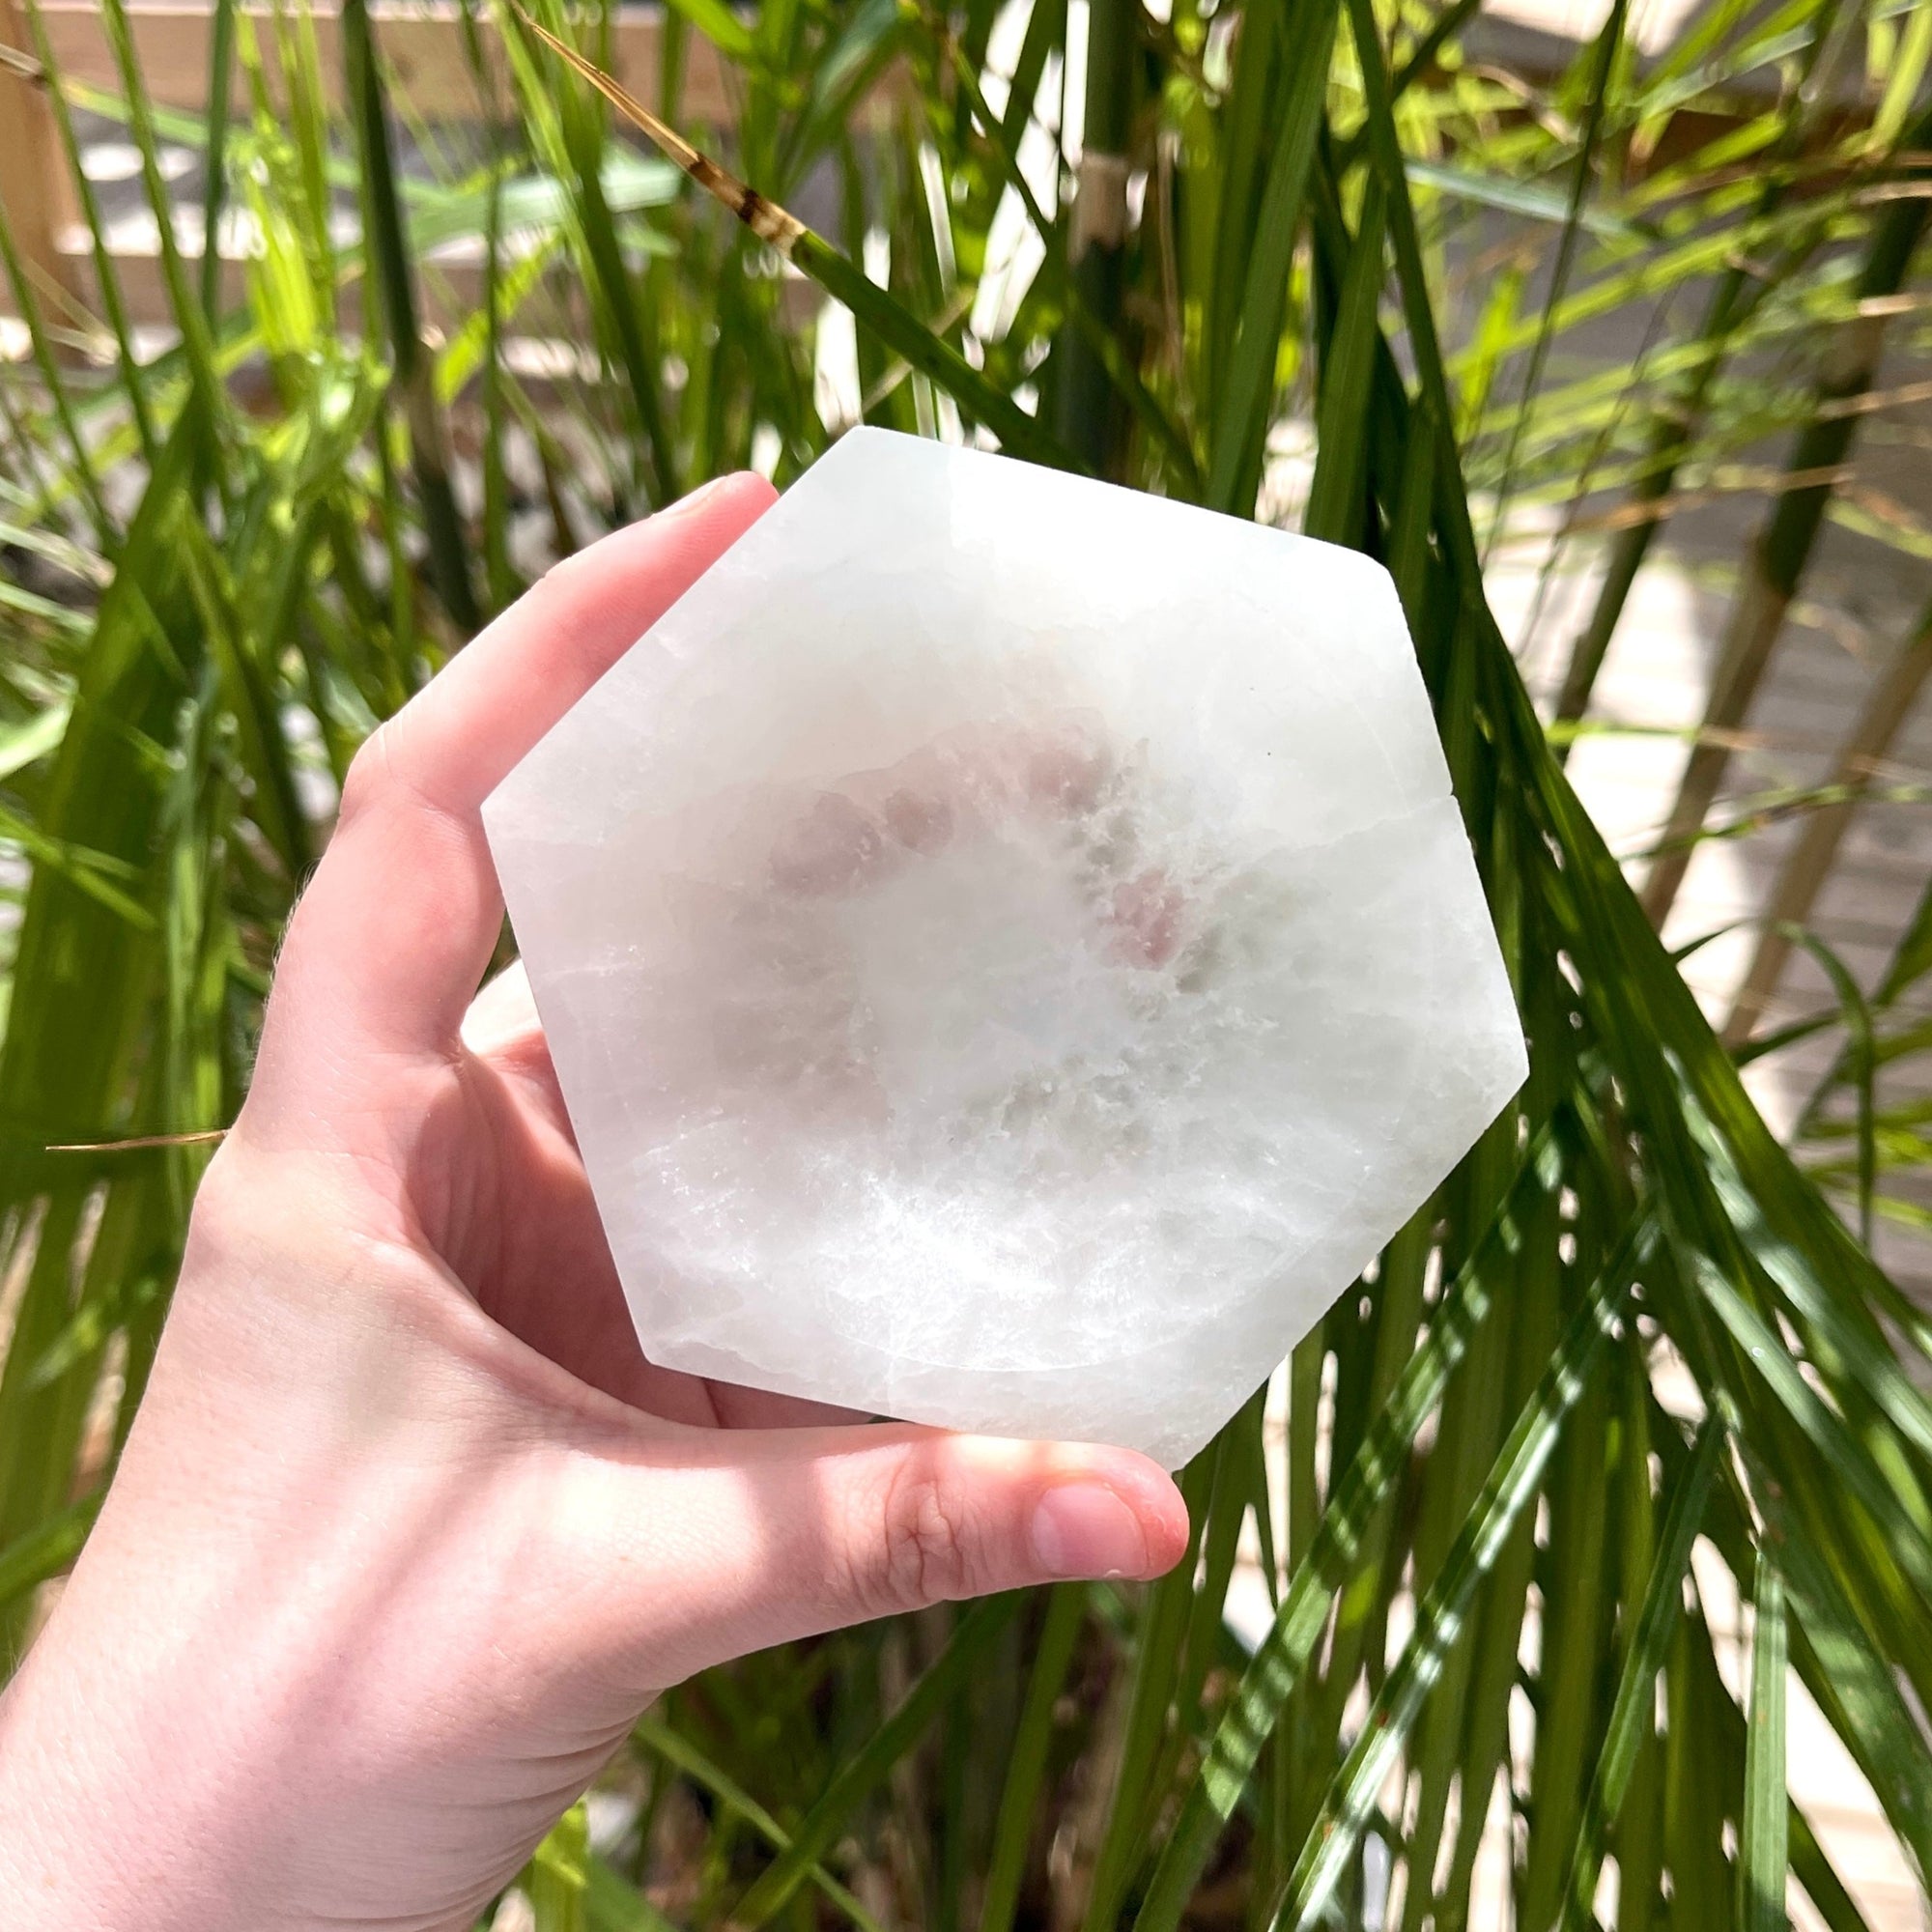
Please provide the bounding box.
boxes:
[337,727,394,828]
[870,1457,976,1613]
[539,543,595,591]
[184,1140,249,1255]
[180,1141,307,1287]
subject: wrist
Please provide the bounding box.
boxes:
[0,1622,164,1931]
[0,1555,350,1932]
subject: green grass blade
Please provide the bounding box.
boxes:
[1693,1254,1932,1603]
[513,5,1084,475]
[94,0,224,419]
[1774,1515,1932,1886]
[0,195,113,544]
[1302,176,1386,547]
[527,1800,590,1932]
[932,20,1202,495]
[1418,1221,1568,1931]
[1558,1415,1723,1930]
[199,0,236,323]
[0,1490,99,1620]
[1053,0,1134,472]
[1738,1548,1788,1932]
[661,0,754,61]
[800,226,1079,469]
[341,0,480,632]
[1776,925,1877,1244]
[503,0,679,508]
[1271,1227,1644,1930]
[174,522,310,880]
[1510,1298,1619,1930]
[980,1585,1087,1932]
[631,1717,884,1930]
[1130,1124,1564,1932]
[732,1594,1020,1925]
[1204,0,1341,515]
[1332,0,1490,173]
[1080,1450,1217,1932]
[1791,1801,1876,1932]
[1480,0,1628,555]
[22,0,157,465]
[583,1852,681,1932]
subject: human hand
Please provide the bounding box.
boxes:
[0,475,1189,1932]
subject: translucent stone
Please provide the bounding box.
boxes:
[483,429,1526,1466]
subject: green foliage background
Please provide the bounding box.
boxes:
[3,0,1932,1922]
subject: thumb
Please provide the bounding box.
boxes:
[560,1425,1192,1692]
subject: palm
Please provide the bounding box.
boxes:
[426,962,857,1429]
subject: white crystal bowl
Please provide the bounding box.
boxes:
[484,429,1526,1466]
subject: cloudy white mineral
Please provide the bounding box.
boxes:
[482,428,1526,1467]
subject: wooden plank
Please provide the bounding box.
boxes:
[36,0,739,120]
[31,220,825,339]
[47,233,523,329]
[0,0,82,315]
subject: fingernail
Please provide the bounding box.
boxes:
[1031,1483,1150,1580]
[657,474,735,522]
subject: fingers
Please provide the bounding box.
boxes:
[378,473,776,818]
[562,1426,1190,1691]
[258,476,777,1097]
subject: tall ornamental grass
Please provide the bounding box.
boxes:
[2,0,1931,1922]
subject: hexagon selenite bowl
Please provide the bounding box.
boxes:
[483,428,1526,1467]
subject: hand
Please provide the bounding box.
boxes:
[0,475,1189,1932]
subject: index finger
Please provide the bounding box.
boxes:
[387,472,775,813]
[257,474,777,1096]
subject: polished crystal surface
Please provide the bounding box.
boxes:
[483,429,1526,1466]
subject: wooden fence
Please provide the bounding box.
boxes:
[1,0,1847,339]
[0,0,748,330]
